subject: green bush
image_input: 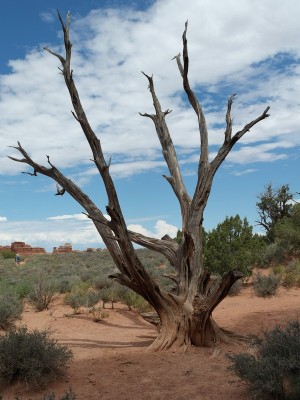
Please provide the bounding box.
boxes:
[0,250,16,259]
[84,289,101,308]
[14,281,32,299]
[228,320,300,399]
[282,272,300,289]
[88,306,109,322]
[272,264,286,276]
[0,326,73,388]
[253,273,280,297]
[64,282,91,313]
[28,275,57,311]
[0,293,23,330]
[99,287,118,309]
[92,277,113,290]
[260,243,285,266]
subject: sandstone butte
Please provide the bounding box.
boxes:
[0,242,104,256]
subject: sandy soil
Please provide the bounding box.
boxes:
[1,286,300,400]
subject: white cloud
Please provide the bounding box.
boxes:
[0,216,7,222]
[47,213,88,221]
[231,169,257,177]
[1,0,300,180]
[128,219,178,239]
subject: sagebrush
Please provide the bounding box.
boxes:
[228,320,300,399]
[0,326,73,388]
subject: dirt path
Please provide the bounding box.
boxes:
[1,286,300,400]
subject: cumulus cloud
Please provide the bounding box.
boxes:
[47,213,88,221]
[0,216,7,222]
[128,219,178,239]
[1,0,300,179]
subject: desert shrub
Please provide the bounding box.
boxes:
[0,250,16,259]
[0,326,73,388]
[14,281,33,299]
[272,260,300,289]
[272,264,286,276]
[228,320,300,400]
[83,289,101,308]
[27,274,57,311]
[92,277,113,290]
[64,283,97,313]
[282,272,300,289]
[88,306,109,322]
[133,296,152,313]
[253,273,280,297]
[98,287,119,309]
[0,293,23,329]
[260,243,285,266]
[56,279,73,294]
[79,271,93,283]
[64,292,84,313]
[117,287,147,310]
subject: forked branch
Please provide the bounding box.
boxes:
[140,73,190,221]
[210,105,270,174]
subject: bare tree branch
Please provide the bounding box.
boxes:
[210,106,270,175]
[128,229,178,265]
[178,21,209,166]
[141,72,191,224]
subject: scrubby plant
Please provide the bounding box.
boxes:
[92,277,113,290]
[64,283,100,313]
[27,274,57,311]
[253,273,280,297]
[88,306,109,322]
[228,320,300,400]
[282,272,300,289]
[0,293,23,329]
[117,287,150,310]
[0,326,73,388]
[98,287,118,309]
[83,289,101,308]
[132,296,152,314]
[14,281,32,299]
[0,250,16,259]
[260,243,285,266]
[272,264,285,277]
[64,291,85,314]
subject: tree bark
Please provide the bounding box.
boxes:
[8,13,270,351]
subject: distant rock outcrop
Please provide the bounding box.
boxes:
[10,242,46,256]
[0,245,11,252]
[53,243,73,253]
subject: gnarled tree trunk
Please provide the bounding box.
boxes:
[8,14,270,351]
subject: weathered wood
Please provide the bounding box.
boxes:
[8,12,270,351]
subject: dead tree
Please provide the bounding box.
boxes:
[8,14,270,351]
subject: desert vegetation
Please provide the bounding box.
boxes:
[0,327,73,389]
[228,320,300,400]
[0,7,299,398]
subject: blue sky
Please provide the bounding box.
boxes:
[0,0,299,251]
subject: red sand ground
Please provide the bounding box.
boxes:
[1,286,300,400]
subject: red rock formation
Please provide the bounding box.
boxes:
[10,242,46,256]
[0,245,11,252]
[53,243,73,253]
